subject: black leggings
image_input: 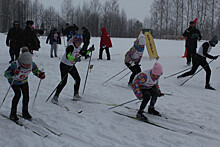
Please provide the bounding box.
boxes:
[11,82,29,113]
[139,87,158,112]
[55,62,81,97]
[180,54,211,85]
[125,63,141,84]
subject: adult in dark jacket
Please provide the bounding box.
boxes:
[23,20,40,54]
[183,21,202,65]
[6,21,23,63]
[177,35,219,90]
[62,23,79,37]
[46,29,61,57]
[99,27,112,60]
[80,26,91,59]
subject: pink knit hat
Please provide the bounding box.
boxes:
[151,63,163,76]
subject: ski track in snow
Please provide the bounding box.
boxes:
[1,34,220,147]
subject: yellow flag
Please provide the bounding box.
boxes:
[144,32,159,59]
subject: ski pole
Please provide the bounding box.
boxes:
[32,69,44,110]
[108,99,138,110]
[102,67,128,85]
[0,77,15,109]
[164,67,191,79]
[45,61,78,102]
[180,59,214,86]
[118,71,131,81]
[82,46,94,94]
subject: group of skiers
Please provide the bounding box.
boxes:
[3,19,219,122]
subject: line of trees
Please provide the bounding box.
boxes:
[149,0,220,40]
[0,0,143,38]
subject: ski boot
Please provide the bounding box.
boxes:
[74,93,82,99]
[51,95,59,104]
[136,111,149,122]
[22,110,32,120]
[10,112,19,121]
[205,84,215,90]
[148,107,161,116]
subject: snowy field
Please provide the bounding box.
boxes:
[0,33,220,147]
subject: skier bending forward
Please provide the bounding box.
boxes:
[132,63,164,121]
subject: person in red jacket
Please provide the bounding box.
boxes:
[99,27,112,60]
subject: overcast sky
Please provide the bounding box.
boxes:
[36,0,153,22]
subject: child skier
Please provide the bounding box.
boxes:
[177,35,219,90]
[51,34,89,104]
[4,48,45,121]
[132,63,164,121]
[125,34,146,86]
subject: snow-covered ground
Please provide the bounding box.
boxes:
[0,33,220,147]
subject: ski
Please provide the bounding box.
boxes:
[113,111,193,135]
[71,98,117,106]
[124,106,205,129]
[0,113,48,138]
[17,114,62,136]
[113,84,131,90]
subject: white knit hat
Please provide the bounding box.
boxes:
[19,52,32,64]
[138,34,146,46]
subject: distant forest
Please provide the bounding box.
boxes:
[0,0,220,39]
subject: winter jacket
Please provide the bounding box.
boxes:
[82,29,91,44]
[61,44,81,66]
[4,61,43,85]
[6,27,23,47]
[23,26,40,51]
[132,70,161,99]
[183,27,202,49]
[46,31,61,45]
[62,24,79,36]
[124,41,144,64]
[100,27,112,48]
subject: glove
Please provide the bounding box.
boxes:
[213,56,219,60]
[75,56,81,62]
[158,93,165,97]
[39,72,45,79]
[88,45,95,52]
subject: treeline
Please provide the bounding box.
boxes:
[149,0,220,40]
[0,0,143,38]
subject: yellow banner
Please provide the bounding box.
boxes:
[144,32,158,59]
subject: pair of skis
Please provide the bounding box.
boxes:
[0,113,62,137]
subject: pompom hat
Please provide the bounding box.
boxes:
[151,63,163,76]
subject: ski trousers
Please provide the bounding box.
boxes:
[99,47,110,60]
[11,82,29,113]
[125,63,141,84]
[180,54,211,85]
[139,87,158,112]
[55,62,81,97]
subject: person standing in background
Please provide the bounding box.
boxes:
[46,29,61,58]
[6,21,23,63]
[183,21,202,66]
[99,27,112,60]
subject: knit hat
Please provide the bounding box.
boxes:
[19,52,32,65]
[151,63,163,76]
[72,34,83,43]
[21,47,29,53]
[138,34,146,46]
[210,35,218,45]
